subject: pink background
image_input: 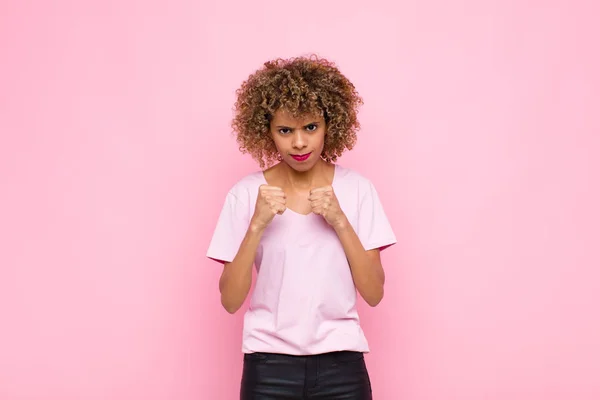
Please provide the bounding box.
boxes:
[1,1,599,399]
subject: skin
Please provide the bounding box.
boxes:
[218,109,385,314]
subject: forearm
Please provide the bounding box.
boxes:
[333,215,385,306]
[219,223,264,313]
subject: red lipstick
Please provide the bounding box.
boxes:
[291,152,311,162]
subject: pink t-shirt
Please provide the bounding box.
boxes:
[206,164,396,355]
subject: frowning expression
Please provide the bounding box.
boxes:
[269,109,326,171]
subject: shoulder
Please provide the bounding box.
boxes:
[334,164,378,196]
[225,170,265,204]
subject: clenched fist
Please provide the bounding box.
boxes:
[309,186,346,228]
[251,185,286,230]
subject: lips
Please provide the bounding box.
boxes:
[291,152,311,162]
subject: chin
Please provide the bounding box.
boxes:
[286,158,317,172]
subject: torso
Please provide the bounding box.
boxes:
[262,161,336,215]
[214,163,393,355]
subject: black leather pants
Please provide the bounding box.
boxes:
[240,350,373,399]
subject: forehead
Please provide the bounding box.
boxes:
[271,108,324,126]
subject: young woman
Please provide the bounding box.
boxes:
[207,55,396,399]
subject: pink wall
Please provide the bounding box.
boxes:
[1,1,599,399]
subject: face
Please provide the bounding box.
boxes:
[269,109,326,172]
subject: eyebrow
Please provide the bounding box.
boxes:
[275,122,320,129]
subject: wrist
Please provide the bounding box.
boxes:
[331,214,350,232]
[249,219,267,234]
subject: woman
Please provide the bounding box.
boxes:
[207,55,396,399]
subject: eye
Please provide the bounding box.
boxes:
[305,124,318,132]
[278,128,292,135]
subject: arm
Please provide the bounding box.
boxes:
[333,216,385,307]
[218,223,264,314]
[309,185,392,307]
[217,185,286,314]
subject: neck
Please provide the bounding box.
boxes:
[279,159,327,191]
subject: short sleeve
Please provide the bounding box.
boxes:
[357,181,397,251]
[206,191,250,264]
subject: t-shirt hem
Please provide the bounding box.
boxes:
[364,238,397,251]
[206,253,233,264]
[241,349,370,355]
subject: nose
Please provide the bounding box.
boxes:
[291,131,307,150]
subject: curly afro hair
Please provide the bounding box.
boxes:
[231,55,363,169]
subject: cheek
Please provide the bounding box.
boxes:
[317,132,326,149]
[270,134,283,150]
